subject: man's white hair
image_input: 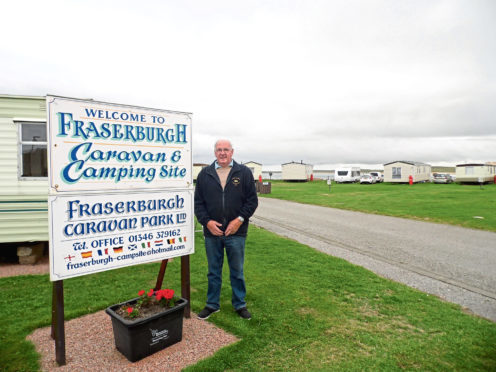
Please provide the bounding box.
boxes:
[214,139,233,150]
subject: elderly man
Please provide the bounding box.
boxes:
[194,139,258,320]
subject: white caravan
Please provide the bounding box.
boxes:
[334,167,361,183]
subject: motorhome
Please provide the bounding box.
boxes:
[334,167,360,183]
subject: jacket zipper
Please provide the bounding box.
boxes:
[222,189,226,229]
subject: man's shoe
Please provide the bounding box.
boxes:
[236,307,251,320]
[197,307,219,320]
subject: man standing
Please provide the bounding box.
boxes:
[194,139,258,320]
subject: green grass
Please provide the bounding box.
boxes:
[262,180,496,232]
[1,226,496,371]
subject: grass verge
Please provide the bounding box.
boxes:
[261,181,496,232]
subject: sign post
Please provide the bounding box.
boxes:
[46,95,194,365]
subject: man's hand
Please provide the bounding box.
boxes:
[206,220,224,236]
[225,217,243,236]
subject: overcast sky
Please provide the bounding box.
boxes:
[2,0,495,167]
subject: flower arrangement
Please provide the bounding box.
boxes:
[117,288,176,320]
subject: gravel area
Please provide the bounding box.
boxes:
[0,255,50,278]
[1,258,239,371]
[27,312,238,372]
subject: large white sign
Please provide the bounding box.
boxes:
[46,96,192,193]
[46,96,194,281]
[49,190,194,280]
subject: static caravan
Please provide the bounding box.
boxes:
[243,161,263,181]
[334,167,360,183]
[193,163,208,181]
[384,161,431,183]
[455,163,496,184]
[0,95,48,243]
[281,161,313,181]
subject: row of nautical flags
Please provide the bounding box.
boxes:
[76,236,187,260]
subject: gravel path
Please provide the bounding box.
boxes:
[0,256,50,278]
[27,312,238,372]
[0,258,238,371]
[252,197,496,322]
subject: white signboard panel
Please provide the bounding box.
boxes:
[46,95,192,193]
[49,190,194,280]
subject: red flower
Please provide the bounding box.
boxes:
[138,290,145,296]
[127,307,133,314]
[164,289,174,300]
[147,288,154,297]
[156,292,163,301]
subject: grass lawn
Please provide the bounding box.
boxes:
[1,226,495,371]
[261,180,496,232]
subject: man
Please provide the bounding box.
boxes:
[194,139,258,320]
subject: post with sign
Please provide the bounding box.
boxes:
[46,95,194,365]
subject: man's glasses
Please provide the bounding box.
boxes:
[215,148,232,153]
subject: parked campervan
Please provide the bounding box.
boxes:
[334,167,360,183]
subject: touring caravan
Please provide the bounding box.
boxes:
[334,167,360,183]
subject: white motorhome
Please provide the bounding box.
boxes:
[334,167,360,183]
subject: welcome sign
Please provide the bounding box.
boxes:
[47,96,194,281]
[49,190,193,280]
[46,96,192,192]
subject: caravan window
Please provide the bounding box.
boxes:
[337,171,348,176]
[392,167,401,179]
[19,122,48,178]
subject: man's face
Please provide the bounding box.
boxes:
[215,140,234,167]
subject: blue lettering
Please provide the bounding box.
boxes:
[57,112,73,136]
[84,108,99,118]
[100,123,111,138]
[175,124,187,143]
[111,124,123,140]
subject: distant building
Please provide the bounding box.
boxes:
[282,161,313,181]
[193,163,208,181]
[0,94,48,243]
[262,165,282,180]
[383,161,431,183]
[313,165,334,180]
[455,163,496,183]
[243,161,263,181]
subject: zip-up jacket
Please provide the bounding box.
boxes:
[194,160,258,237]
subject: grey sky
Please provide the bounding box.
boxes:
[1,0,495,167]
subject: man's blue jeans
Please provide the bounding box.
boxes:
[205,235,246,311]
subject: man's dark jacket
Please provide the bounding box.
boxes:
[194,160,258,237]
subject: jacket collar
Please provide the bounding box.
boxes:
[215,160,234,169]
[206,160,241,180]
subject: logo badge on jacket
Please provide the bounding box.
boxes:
[232,177,241,186]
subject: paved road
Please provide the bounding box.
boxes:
[251,198,496,322]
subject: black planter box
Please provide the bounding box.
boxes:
[106,297,188,362]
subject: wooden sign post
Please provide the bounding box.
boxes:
[46,95,194,365]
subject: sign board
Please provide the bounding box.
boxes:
[46,96,194,281]
[49,190,194,280]
[46,96,192,193]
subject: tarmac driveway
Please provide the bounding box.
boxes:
[251,197,496,322]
